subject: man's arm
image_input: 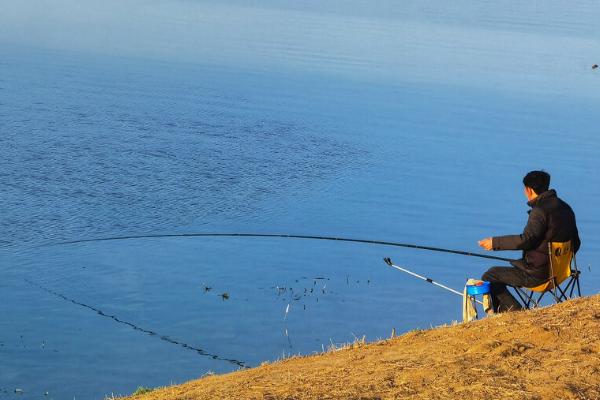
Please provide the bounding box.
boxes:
[480,208,547,251]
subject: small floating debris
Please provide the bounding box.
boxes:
[220,293,229,300]
[593,64,598,69]
[284,303,290,320]
[275,286,286,295]
[15,388,23,395]
[201,282,213,292]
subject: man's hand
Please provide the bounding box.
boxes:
[478,237,493,251]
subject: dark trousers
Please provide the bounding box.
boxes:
[481,266,545,313]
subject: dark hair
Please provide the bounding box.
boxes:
[523,170,550,194]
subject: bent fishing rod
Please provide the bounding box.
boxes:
[52,232,513,262]
[383,257,484,305]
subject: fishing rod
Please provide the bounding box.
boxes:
[383,257,484,305]
[53,232,513,262]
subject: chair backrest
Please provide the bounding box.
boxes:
[528,240,573,292]
[548,240,573,286]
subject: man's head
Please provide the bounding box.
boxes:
[523,170,550,200]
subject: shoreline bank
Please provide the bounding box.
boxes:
[123,294,600,399]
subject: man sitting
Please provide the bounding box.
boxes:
[478,170,580,312]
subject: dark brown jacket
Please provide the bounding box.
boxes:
[492,189,580,281]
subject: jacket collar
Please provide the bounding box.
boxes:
[527,189,556,207]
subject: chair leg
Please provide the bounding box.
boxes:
[514,288,529,309]
[555,282,568,301]
[572,256,582,297]
[536,291,547,306]
[565,279,575,298]
[550,278,560,303]
[534,291,546,307]
[527,291,536,308]
[564,275,581,299]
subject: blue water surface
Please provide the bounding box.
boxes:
[1,1,599,398]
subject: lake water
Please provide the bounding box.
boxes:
[1,1,600,398]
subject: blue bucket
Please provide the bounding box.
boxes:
[466,281,491,295]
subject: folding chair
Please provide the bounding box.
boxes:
[513,241,581,309]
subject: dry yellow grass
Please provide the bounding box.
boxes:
[123,294,600,400]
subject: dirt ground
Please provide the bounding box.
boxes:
[123,294,600,400]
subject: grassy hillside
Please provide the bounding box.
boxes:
[123,294,600,400]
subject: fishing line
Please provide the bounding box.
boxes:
[24,278,247,368]
[52,232,513,262]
